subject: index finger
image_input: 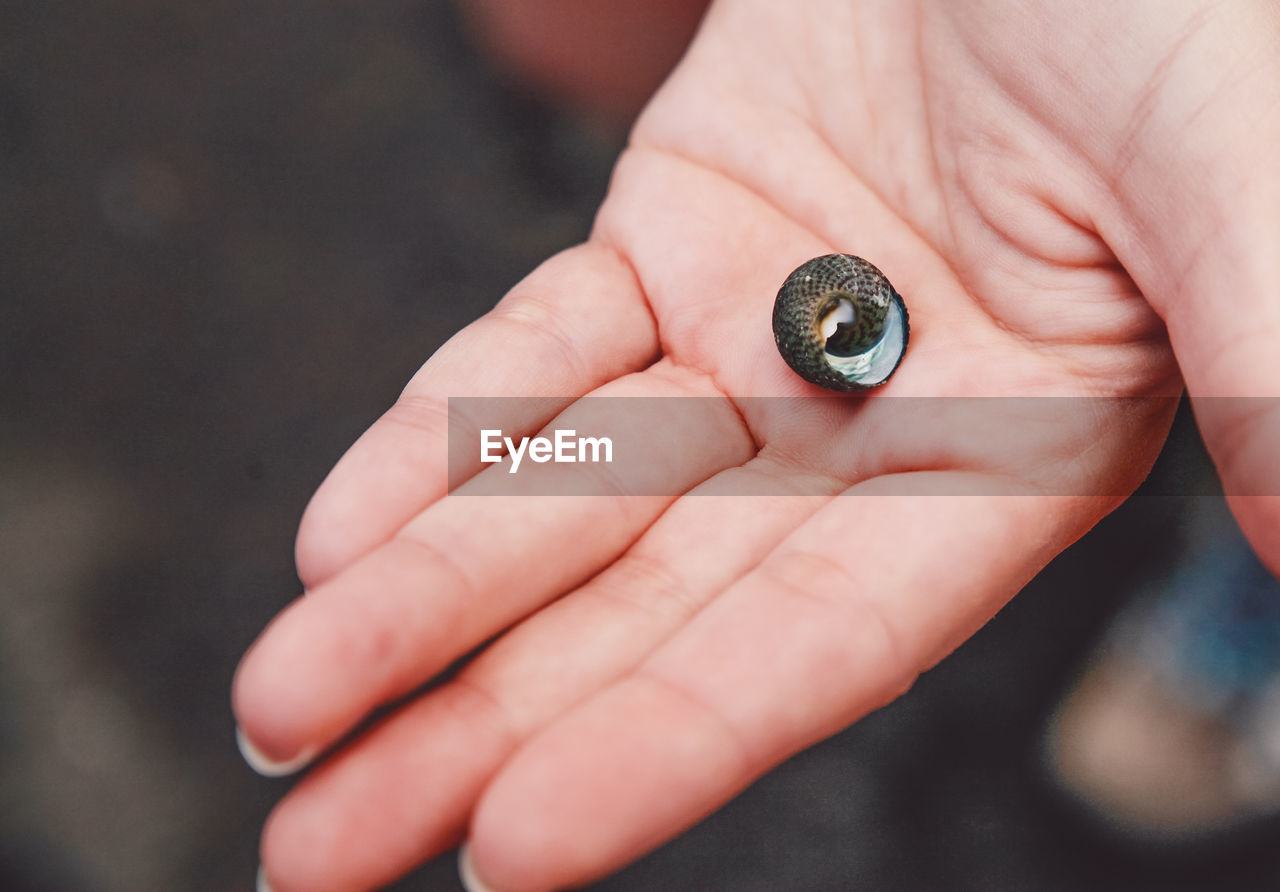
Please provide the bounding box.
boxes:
[294,241,659,586]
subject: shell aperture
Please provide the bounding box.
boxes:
[771,253,910,391]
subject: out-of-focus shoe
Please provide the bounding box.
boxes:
[1044,500,1280,845]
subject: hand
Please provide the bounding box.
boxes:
[234,2,1280,889]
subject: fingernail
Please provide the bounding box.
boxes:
[458,843,500,892]
[236,725,315,777]
[256,864,274,892]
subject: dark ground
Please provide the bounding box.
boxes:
[2,2,1278,890]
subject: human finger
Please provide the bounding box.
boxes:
[234,362,750,770]
[294,241,659,587]
[1085,4,1280,571]
[463,483,1113,891]
[256,465,837,891]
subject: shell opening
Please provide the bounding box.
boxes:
[822,298,906,387]
[819,298,855,341]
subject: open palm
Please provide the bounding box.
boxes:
[235,2,1280,889]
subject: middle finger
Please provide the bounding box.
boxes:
[233,362,751,768]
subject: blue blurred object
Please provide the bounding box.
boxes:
[1135,522,1280,712]
[1046,497,1280,843]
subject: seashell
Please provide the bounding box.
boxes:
[771,253,910,391]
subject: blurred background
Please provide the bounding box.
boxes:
[3,1,1280,890]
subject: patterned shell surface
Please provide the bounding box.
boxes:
[771,253,909,391]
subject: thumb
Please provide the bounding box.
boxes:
[1110,10,1280,572]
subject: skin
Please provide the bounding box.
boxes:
[234,1,1280,890]
[457,0,713,129]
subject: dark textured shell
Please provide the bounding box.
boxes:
[771,254,910,391]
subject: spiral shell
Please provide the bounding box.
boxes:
[771,254,910,391]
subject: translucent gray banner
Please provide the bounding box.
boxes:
[445,397,1270,497]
